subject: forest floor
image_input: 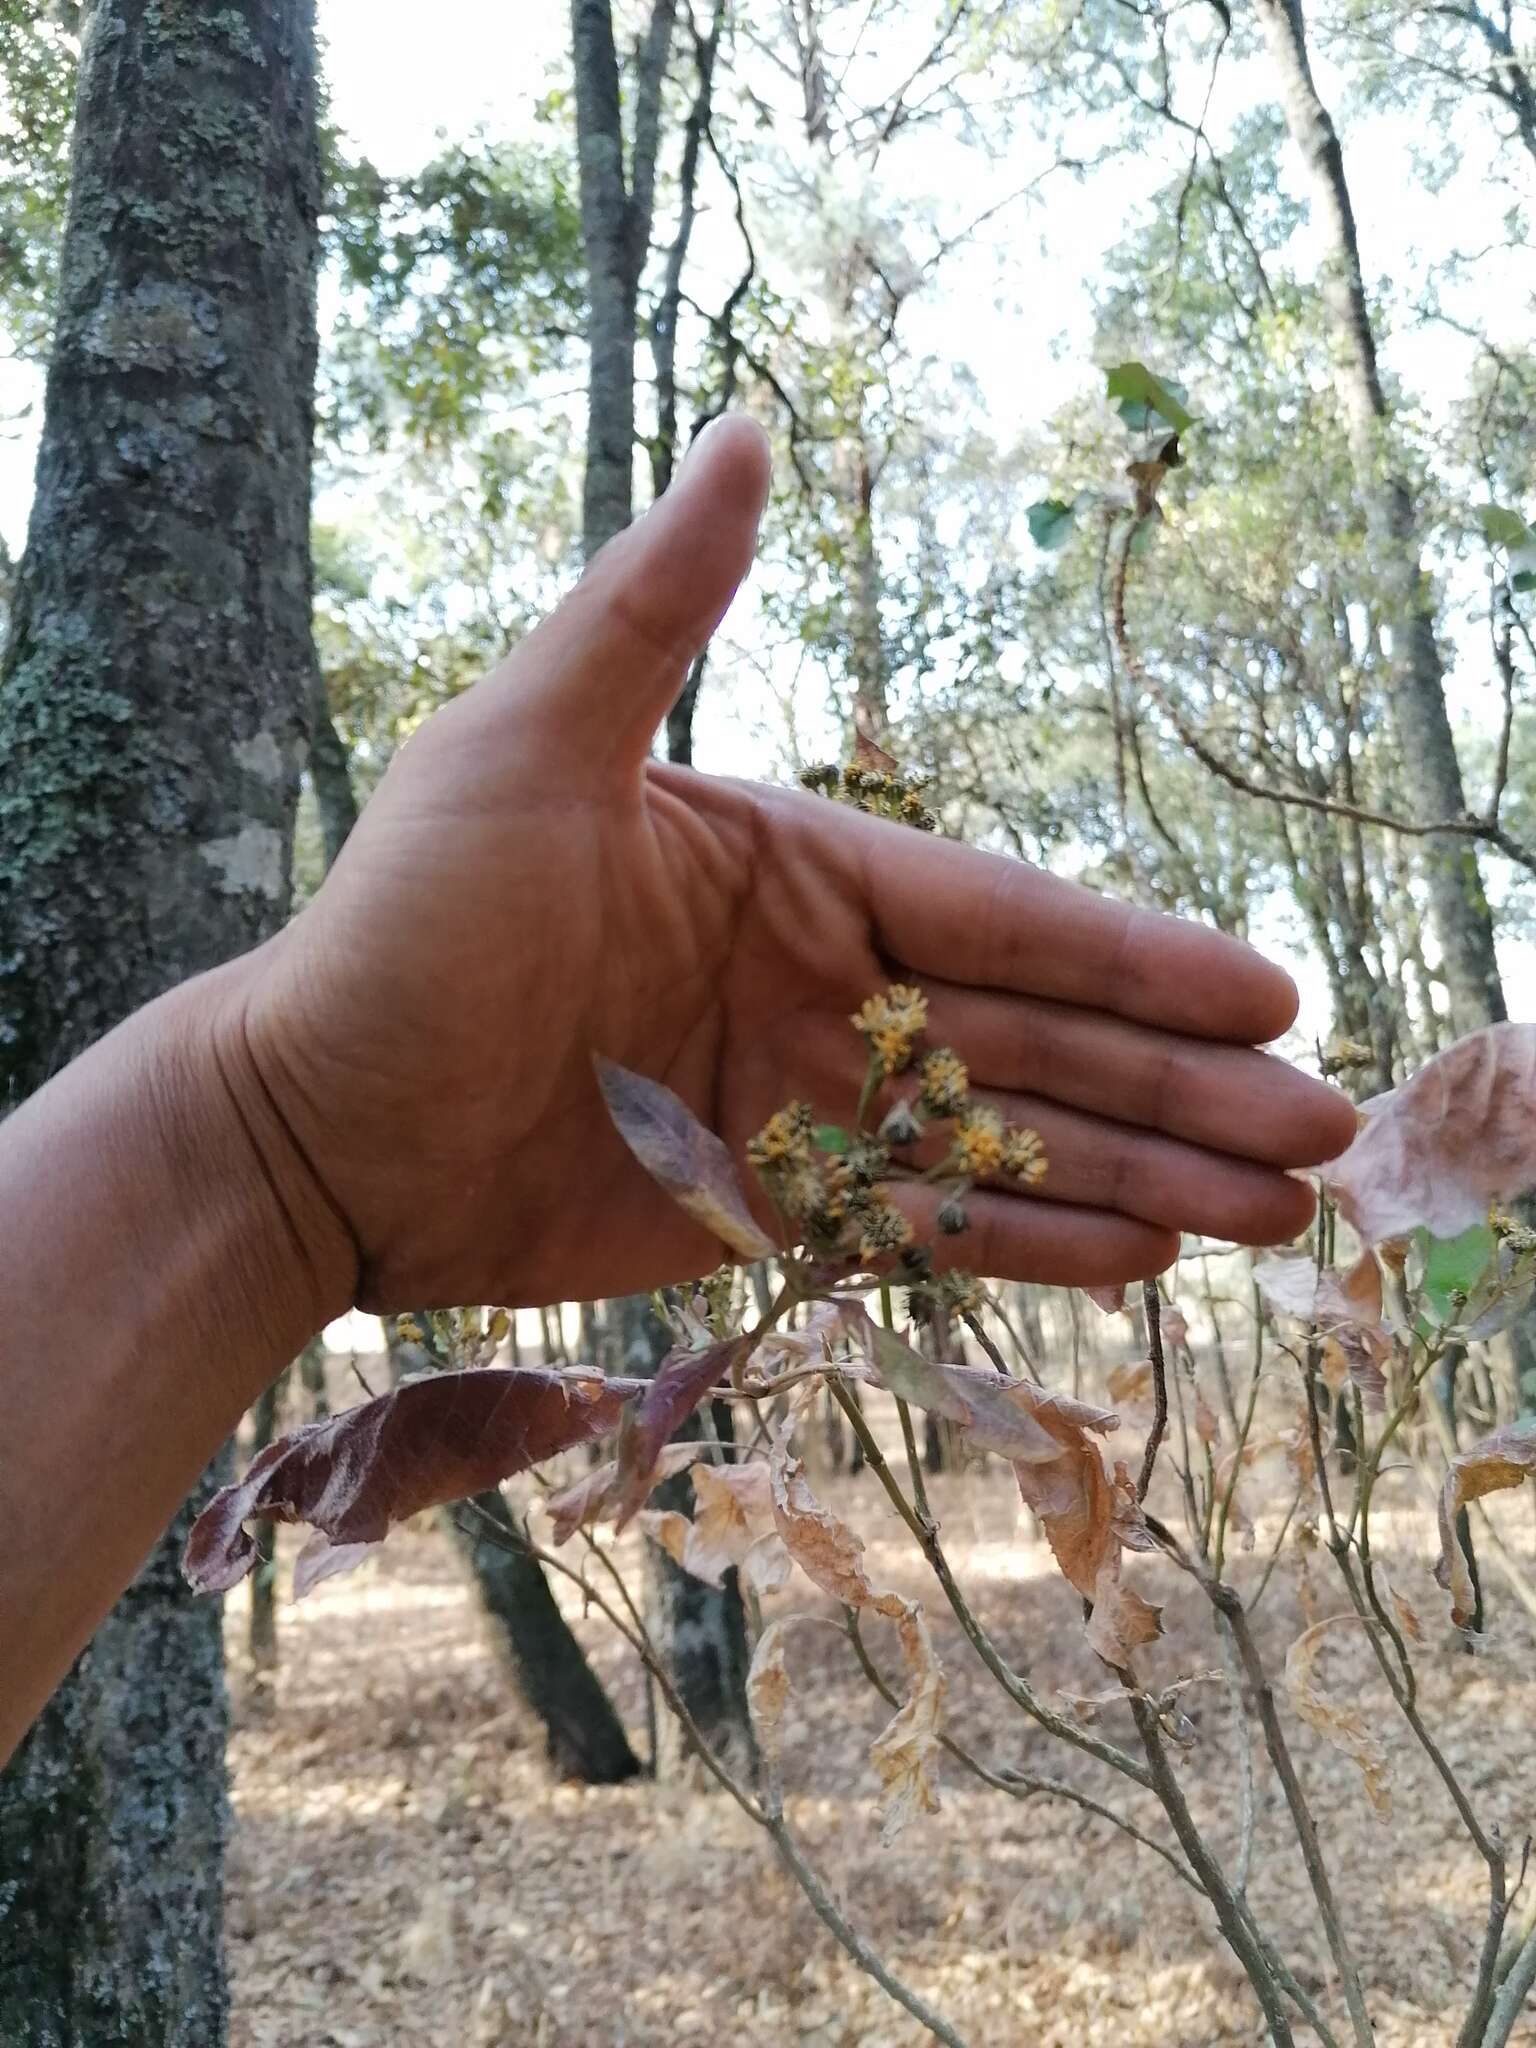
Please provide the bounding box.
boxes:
[223,1407,1536,2048]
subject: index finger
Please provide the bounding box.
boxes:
[861,821,1300,1045]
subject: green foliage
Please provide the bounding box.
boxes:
[1103,361,1194,434]
[323,135,583,451]
[1026,498,1076,549]
[0,1,78,360]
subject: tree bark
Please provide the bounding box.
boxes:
[0,5,321,2039]
[247,1369,289,1680]
[1251,0,1506,1033]
[447,1491,643,1782]
[571,0,678,554]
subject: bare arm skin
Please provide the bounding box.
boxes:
[0,418,1357,1759]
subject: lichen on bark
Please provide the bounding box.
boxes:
[0,4,323,2039]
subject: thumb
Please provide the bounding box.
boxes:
[503,413,771,772]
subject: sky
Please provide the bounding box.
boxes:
[4,0,1535,1027]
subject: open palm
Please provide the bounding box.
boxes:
[240,418,1355,1314]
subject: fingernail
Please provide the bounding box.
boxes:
[680,414,726,474]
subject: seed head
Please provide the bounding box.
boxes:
[918,1048,970,1118]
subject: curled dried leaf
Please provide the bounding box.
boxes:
[1106,1358,1154,1410]
[859,1315,1115,1464]
[1325,1024,1536,1244]
[871,1607,945,1843]
[543,1442,703,1544]
[1284,1616,1391,1819]
[594,1055,776,1261]
[1012,1393,1162,1671]
[609,1334,753,1528]
[747,1618,795,1767]
[770,1435,890,1611]
[1436,1419,1536,1626]
[183,1368,637,1594]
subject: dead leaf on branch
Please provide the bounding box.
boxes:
[1325,1023,1536,1244]
[1011,1403,1163,1672]
[1253,1250,1391,1409]
[767,1437,944,1839]
[635,1460,792,1593]
[608,1333,754,1529]
[183,1367,640,1594]
[870,1606,945,1844]
[857,1313,1117,1465]
[1253,1249,1383,1327]
[1436,1418,1536,1626]
[1284,1616,1392,1819]
[593,1054,777,1262]
[1085,1284,1127,1315]
[747,1618,795,1768]
[543,1442,703,1544]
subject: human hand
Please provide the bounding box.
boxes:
[218,416,1356,1315]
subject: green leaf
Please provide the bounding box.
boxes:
[1026,498,1076,550]
[1104,362,1194,435]
[1478,505,1530,549]
[1515,571,1536,594]
[814,1123,851,1154]
[1418,1224,1496,1324]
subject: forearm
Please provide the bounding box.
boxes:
[0,960,354,1760]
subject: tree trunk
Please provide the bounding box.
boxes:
[617,1295,756,1776]
[571,0,678,554]
[0,5,321,2039]
[247,1369,289,1680]
[308,674,359,870]
[447,1491,643,1782]
[1251,0,1506,1034]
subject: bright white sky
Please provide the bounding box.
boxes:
[4,0,1535,1028]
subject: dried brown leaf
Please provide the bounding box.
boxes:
[870,1608,945,1843]
[543,1442,702,1544]
[184,1368,636,1594]
[1194,1391,1220,1446]
[1284,1617,1392,1818]
[1012,1397,1163,1670]
[1106,1359,1153,1409]
[747,1619,795,1766]
[769,1437,888,1610]
[1436,1418,1536,1625]
[593,1055,776,1261]
[292,1533,376,1600]
[1085,1284,1127,1315]
[1325,1023,1536,1243]
[609,1334,753,1528]
[1253,1249,1383,1327]
[636,1508,693,1570]
[861,1317,1115,1464]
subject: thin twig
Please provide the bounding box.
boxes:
[1138,1279,1170,1501]
[827,1379,1153,1787]
[842,1611,1199,1890]
[1478,1911,1536,2048]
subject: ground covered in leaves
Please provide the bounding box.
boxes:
[225,1428,1536,2048]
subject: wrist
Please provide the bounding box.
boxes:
[151,952,360,1352]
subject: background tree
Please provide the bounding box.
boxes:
[0,3,321,2040]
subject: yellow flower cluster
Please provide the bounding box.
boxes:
[954,1105,1007,1177]
[1003,1126,1048,1187]
[851,984,929,1075]
[746,1101,816,1171]
[800,760,938,832]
